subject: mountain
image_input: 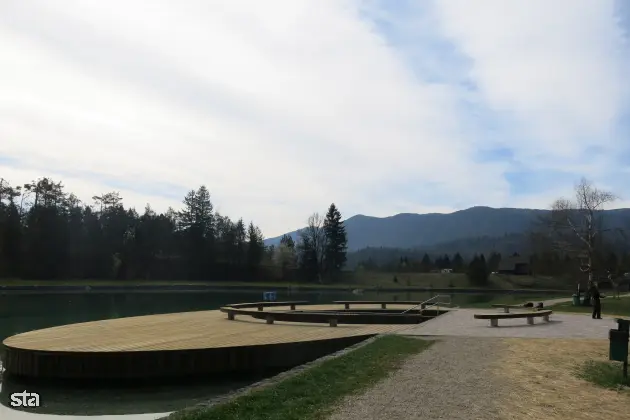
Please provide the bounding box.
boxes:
[264,206,630,251]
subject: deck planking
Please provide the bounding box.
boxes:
[1,303,429,380]
[3,304,414,352]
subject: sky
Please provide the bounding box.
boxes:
[1,0,630,238]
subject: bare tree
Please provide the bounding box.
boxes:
[544,178,622,299]
[297,213,327,283]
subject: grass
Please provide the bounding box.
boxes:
[457,293,567,309]
[494,338,630,419]
[576,360,630,390]
[0,272,574,291]
[550,295,630,318]
[351,271,572,290]
[164,335,433,420]
[0,278,354,289]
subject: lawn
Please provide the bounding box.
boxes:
[349,271,572,291]
[163,336,433,420]
[551,295,630,318]
[457,293,569,309]
[0,271,574,292]
[494,338,630,419]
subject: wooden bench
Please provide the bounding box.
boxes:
[333,301,423,310]
[226,301,309,311]
[219,307,431,326]
[491,304,543,313]
[474,310,552,327]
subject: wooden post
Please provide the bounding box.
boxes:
[381,303,386,309]
[266,316,274,324]
[228,312,235,320]
[543,314,550,322]
[258,305,264,311]
[290,304,296,310]
[329,319,338,327]
[527,316,534,325]
[503,307,509,313]
[344,303,350,309]
[490,318,498,327]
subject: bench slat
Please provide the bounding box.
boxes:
[474,310,552,320]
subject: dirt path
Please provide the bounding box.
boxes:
[327,337,509,420]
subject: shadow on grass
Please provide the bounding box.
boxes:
[575,360,630,391]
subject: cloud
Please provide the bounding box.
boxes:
[0,0,628,237]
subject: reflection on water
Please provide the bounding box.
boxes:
[0,288,562,419]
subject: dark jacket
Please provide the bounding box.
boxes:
[589,286,601,300]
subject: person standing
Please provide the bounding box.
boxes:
[589,281,602,319]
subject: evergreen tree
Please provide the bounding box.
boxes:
[323,203,347,281]
[246,222,264,268]
[467,254,489,286]
[452,252,464,272]
[420,253,432,272]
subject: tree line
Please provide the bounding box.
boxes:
[0,177,272,281]
[0,177,350,283]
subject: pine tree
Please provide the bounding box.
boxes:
[452,252,464,272]
[323,203,347,281]
[246,222,264,268]
[420,253,432,272]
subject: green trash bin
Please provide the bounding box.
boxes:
[615,318,630,332]
[572,294,579,306]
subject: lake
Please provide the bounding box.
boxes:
[0,289,561,419]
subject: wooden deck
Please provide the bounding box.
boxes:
[1,303,420,380]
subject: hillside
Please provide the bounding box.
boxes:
[265,206,630,251]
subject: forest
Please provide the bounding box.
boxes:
[0,177,349,283]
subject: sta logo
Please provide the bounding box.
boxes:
[10,391,40,407]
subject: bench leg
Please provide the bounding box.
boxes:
[543,314,549,322]
[266,316,274,324]
[228,312,235,320]
[527,316,534,325]
[381,303,386,309]
[290,304,296,310]
[329,319,338,327]
[345,303,350,310]
[490,318,498,327]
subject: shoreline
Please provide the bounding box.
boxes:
[0,282,570,294]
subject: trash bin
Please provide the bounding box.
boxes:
[609,319,630,362]
[572,294,579,306]
[615,318,630,333]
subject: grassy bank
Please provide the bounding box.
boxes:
[351,271,572,290]
[577,360,630,390]
[0,272,573,292]
[457,293,568,308]
[0,278,354,289]
[165,335,433,420]
[550,295,630,317]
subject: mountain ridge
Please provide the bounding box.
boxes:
[264,206,630,251]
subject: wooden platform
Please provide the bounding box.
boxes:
[1,303,419,380]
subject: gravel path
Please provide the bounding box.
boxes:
[327,337,509,420]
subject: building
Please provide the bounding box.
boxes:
[497,254,531,275]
